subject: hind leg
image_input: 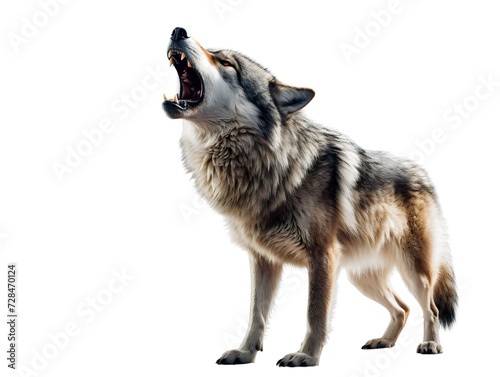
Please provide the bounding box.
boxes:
[399,194,443,354]
[399,267,443,354]
[348,270,410,349]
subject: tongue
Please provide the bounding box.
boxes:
[180,68,200,100]
[181,82,193,99]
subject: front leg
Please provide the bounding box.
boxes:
[277,251,337,367]
[216,251,282,365]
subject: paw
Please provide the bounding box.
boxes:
[276,352,318,367]
[216,349,256,365]
[417,341,443,354]
[361,337,395,349]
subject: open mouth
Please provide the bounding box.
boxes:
[163,49,203,110]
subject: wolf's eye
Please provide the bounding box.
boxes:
[219,59,233,67]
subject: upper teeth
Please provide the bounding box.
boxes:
[164,49,195,105]
[168,49,192,67]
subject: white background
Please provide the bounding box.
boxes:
[1,0,499,376]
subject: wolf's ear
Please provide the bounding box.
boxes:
[270,81,315,118]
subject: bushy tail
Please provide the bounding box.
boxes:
[433,261,458,328]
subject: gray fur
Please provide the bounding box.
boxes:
[163,30,457,366]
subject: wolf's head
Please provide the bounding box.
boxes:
[162,27,315,136]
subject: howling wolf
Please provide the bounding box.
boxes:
[162,27,457,367]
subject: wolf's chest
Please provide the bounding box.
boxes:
[181,130,276,216]
[227,216,309,266]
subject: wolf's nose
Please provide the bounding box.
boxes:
[171,27,190,41]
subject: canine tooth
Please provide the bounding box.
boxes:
[174,94,179,103]
[187,60,192,68]
[163,93,167,101]
[168,50,172,59]
[181,52,186,60]
[170,57,174,67]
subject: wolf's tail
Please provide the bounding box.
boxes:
[433,259,458,328]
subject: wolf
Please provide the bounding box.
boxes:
[162,27,458,367]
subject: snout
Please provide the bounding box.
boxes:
[163,27,204,118]
[171,27,190,42]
